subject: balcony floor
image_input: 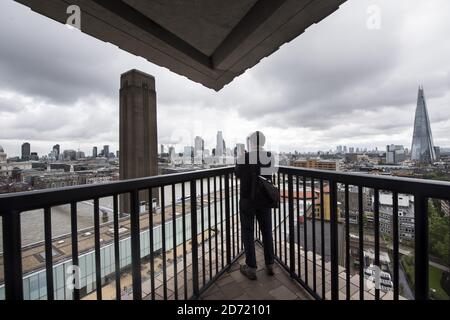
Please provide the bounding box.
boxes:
[200,244,312,300]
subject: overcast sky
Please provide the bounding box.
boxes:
[0,0,449,157]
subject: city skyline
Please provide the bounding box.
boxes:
[1,0,449,157]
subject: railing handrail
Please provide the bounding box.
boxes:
[279,166,450,200]
[2,165,450,213]
[0,166,235,213]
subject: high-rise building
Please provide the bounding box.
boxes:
[386,145,406,164]
[160,144,164,155]
[52,144,60,158]
[183,146,194,164]
[103,145,110,159]
[194,136,204,158]
[21,142,31,161]
[216,131,224,157]
[411,86,436,164]
[119,69,158,213]
[92,146,98,158]
[168,146,175,162]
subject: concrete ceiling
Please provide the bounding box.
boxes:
[14,0,347,91]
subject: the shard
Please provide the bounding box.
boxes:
[410,86,436,164]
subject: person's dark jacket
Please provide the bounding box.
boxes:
[235,150,274,200]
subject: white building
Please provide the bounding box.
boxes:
[376,192,415,241]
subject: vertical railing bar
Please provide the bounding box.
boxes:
[2,210,23,300]
[113,195,121,301]
[374,188,380,300]
[181,182,188,300]
[277,173,282,260]
[190,179,199,298]
[213,176,219,274]
[303,177,308,286]
[414,194,429,300]
[344,185,350,300]
[70,202,80,300]
[171,184,178,300]
[231,174,236,258]
[160,186,167,300]
[283,173,287,265]
[130,190,142,300]
[296,175,302,279]
[207,177,213,280]
[224,173,231,266]
[288,174,295,276]
[200,179,206,286]
[219,175,224,269]
[273,174,278,258]
[44,206,54,300]
[149,188,155,300]
[93,198,102,300]
[235,173,240,252]
[329,180,339,301]
[392,192,399,300]
[358,186,364,300]
[311,178,317,293]
[320,180,325,299]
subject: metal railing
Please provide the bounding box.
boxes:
[0,167,242,300]
[271,166,450,300]
[1,165,449,300]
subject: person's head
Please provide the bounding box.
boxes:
[247,131,266,151]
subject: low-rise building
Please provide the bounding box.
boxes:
[293,159,339,171]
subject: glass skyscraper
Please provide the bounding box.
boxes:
[410,86,436,164]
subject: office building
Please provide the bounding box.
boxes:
[216,131,224,157]
[52,144,60,159]
[21,142,31,161]
[92,146,98,158]
[103,145,110,159]
[386,145,406,164]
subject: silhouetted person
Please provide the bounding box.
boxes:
[235,131,275,280]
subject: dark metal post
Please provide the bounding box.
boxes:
[224,174,232,266]
[190,179,199,297]
[287,174,295,275]
[70,202,80,300]
[414,194,429,300]
[44,206,54,300]
[130,190,142,299]
[2,211,23,300]
[329,180,339,300]
[392,192,399,300]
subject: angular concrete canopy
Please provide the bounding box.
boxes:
[15,0,346,91]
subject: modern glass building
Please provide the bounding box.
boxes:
[410,86,436,164]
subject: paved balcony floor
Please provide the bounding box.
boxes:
[200,244,312,300]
